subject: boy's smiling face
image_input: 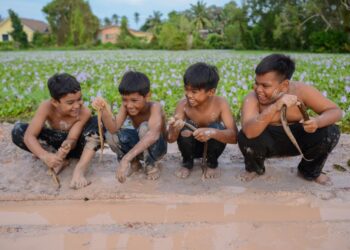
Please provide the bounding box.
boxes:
[122,92,149,116]
[254,71,288,105]
[52,91,83,117]
[185,85,215,107]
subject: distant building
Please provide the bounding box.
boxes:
[98,25,153,44]
[0,18,49,42]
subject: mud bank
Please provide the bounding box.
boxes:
[0,123,350,249]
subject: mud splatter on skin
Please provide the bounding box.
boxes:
[58,121,70,131]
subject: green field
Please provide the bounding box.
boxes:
[0,50,349,131]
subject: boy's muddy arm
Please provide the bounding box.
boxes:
[64,107,91,150]
[167,101,186,143]
[24,102,63,168]
[242,94,297,138]
[116,103,163,183]
[300,84,343,130]
[93,97,126,133]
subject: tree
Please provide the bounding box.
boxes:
[8,9,28,48]
[112,14,119,25]
[42,0,99,46]
[104,17,111,26]
[134,12,140,26]
[140,11,162,35]
[190,0,211,31]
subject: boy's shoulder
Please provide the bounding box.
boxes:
[36,100,53,114]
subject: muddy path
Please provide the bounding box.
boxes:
[0,123,350,249]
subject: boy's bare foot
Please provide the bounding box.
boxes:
[204,168,220,179]
[175,167,191,179]
[70,167,91,189]
[314,173,332,186]
[240,171,258,182]
[146,164,160,180]
[127,159,142,177]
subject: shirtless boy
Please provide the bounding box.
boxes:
[92,71,167,183]
[12,73,101,189]
[238,54,342,184]
[168,62,237,179]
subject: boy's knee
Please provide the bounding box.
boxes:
[85,133,100,151]
[105,131,120,152]
[323,124,340,152]
[11,122,28,146]
[138,122,149,138]
[208,122,224,130]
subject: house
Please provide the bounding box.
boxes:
[0,18,49,42]
[98,25,153,44]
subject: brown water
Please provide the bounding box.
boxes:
[1,200,349,250]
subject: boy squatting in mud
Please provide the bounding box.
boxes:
[93,71,167,183]
[238,54,342,185]
[168,62,238,179]
[11,73,102,189]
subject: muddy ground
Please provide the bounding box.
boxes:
[0,122,350,250]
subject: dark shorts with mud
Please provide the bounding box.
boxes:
[177,120,226,169]
[11,116,102,159]
[237,124,340,180]
[105,121,167,167]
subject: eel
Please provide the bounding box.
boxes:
[96,107,104,162]
[280,102,312,161]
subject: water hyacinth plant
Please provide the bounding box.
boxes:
[0,50,349,131]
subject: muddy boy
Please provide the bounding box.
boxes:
[168,62,238,179]
[238,54,342,185]
[11,73,102,189]
[93,71,167,183]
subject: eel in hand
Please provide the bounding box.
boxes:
[280,102,312,161]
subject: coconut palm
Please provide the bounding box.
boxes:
[190,0,211,31]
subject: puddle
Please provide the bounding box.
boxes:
[0,200,323,225]
[0,200,349,249]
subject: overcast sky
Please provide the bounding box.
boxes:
[0,0,236,29]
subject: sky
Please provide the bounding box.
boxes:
[0,0,236,30]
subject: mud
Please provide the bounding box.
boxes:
[0,122,350,249]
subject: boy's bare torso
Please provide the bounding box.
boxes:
[182,96,224,127]
[128,102,167,134]
[43,101,82,131]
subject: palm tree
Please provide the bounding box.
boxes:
[190,0,211,31]
[145,11,163,34]
[134,12,140,26]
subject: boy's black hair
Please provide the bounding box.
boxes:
[255,54,295,81]
[47,73,81,101]
[118,71,150,96]
[183,62,219,90]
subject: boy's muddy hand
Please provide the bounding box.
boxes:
[92,97,107,111]
[168,117,185,130]
[275,94,298,110]
[193,128,214,142]
[116,159,130,183]
[41,152,63,170]
[302,117,318,133]
[57,142,71,159]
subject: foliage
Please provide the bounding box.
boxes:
[8,9,28,49]
[42,0,99,46]
[309,30,349,52]
[0,50,349,132]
